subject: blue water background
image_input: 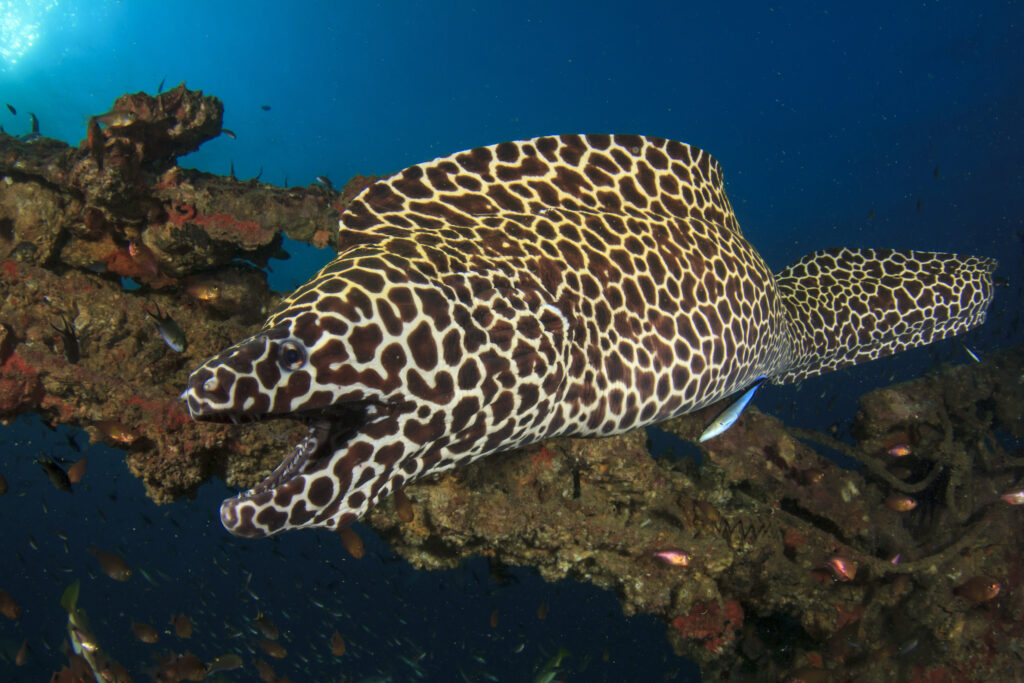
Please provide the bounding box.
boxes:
[1,1,1022,680]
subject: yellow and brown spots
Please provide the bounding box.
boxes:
[183,134,996,539]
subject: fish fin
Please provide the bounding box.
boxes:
[59,580,80,613]
[339,134,742,249]
[774,248,996,383]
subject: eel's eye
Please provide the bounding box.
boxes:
[279,341,306,370]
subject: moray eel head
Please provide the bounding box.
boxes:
[183,267,439,538]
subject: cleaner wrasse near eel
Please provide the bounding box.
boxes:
[182,134,996,538]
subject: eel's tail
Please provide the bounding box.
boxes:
[773,247,997,384]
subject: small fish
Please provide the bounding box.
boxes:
[867,206,875,221]
[886,443,912,457]
[489,609,499,628]
[131,620,159,643]
[51,314,80,364]
[183,275,222,302]
[884,493,917,512]
[229,159,236,180]
[5,103,15,115]
[35,456,72,492]
[953,576,1000,603]
[256,638,287,658]
[699,376,767,442]
[86,116,104,170]
[915,198,922,212]
[393,488,414,522]
[0,472,7,495]
[330,630,346,656]
[0,588,21,619]
[1000,489,1024,505]
[206,652,243,673]
[338,526,365,558]
[255,658,277,681]
[315,175,334,190]
[251,166,263,182]
[164,652,206,680]
[653,550,691,567]
[173,612,193,638]
[254,611,279,640]
[534,647,570,683]
[933,165,939,179]
[157,76,166,94]
[827,554,857,581]
[60,581,130,682]
[94,420,136,444]
[128,240,160,277]
[221,128,236,139]
[146,305,187,352]
[890,553,902,565]
[898,638,920,656]
[29,112,38,134]
[65,432,81,452]
[260,104,271,111]
[88,546,132,581]
[17,132,40,143]
[961,343,981,363]
[66,456,87,484]
[536,601,549,620]
[93,109,137,128]
[14,638,27,666]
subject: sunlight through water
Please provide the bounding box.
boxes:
[0,0,59,67]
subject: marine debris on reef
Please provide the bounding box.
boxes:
[1,87,1022,680]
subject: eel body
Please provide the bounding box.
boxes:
[183,134,996,537]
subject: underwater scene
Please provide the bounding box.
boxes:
[1,1,1023,681]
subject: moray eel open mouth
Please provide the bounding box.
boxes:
[245,403,369,497]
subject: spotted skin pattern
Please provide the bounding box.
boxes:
[183,134,997,538]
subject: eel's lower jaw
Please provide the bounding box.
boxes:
[241,402,370,498]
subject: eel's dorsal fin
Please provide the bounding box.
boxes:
[339,134,741,249]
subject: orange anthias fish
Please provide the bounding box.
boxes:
[0,589,21,619]
[884,493,918,512]
[173,613,193,638]
[256,638,287,659]
[827,554,857,581]
[337,526,365,559]
[88,547,132,582]
[330,630,346,656]
[131,620,159,644]
[94,420,137,445]
[1000,489,1024,505]
[954,576,1001,604]
[886,443,913,457]
[66,457,88,485]
[393,488,414,522]
[654,550,691,567]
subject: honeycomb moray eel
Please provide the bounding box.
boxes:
[183,134,996,538]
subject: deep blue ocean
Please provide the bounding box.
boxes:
[1,1,1022,681]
